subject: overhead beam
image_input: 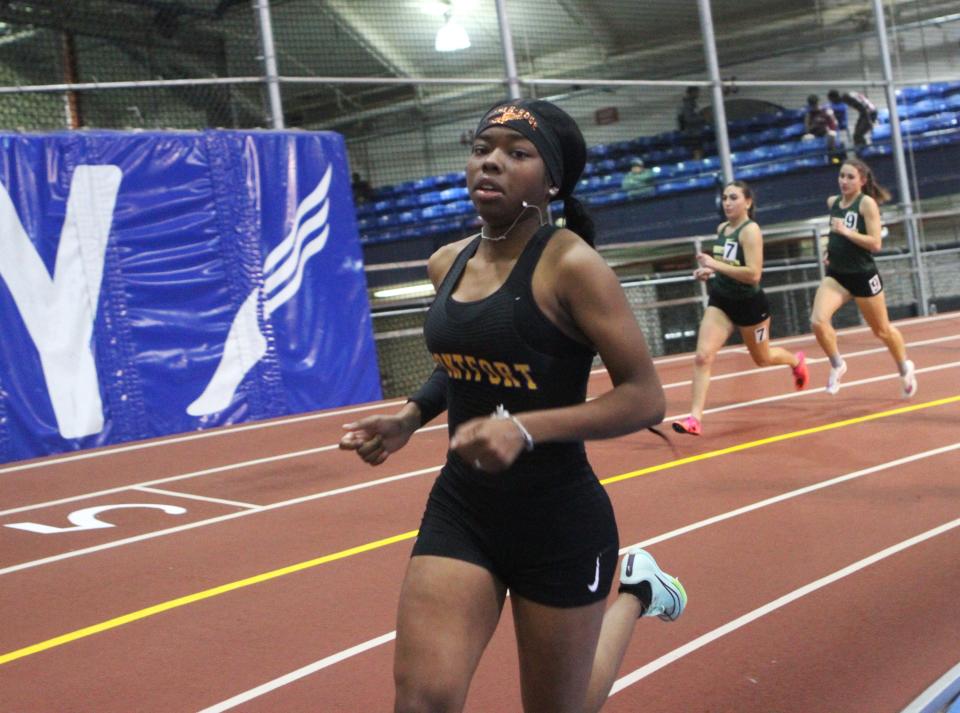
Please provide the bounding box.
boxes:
[0,0,224,59]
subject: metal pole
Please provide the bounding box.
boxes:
[697,0,733,184]
[871,0,930,315]
[494,0,522,100]
[253,0,284,129]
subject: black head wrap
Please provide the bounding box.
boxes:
[474,99,595,245]
[475,99,587,198]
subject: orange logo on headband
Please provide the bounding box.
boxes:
[489,106,538,130]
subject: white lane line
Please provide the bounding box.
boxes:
[625,442,960,551]
[197,443,960,712]
[0,423,447,518]
[609,516,960,696]
[2,356,958,563]
[5,336,957,522]
[0,399,406,475]
[4,313,954,475]
[627,311,960,368]
[0,466,441,576]
[196,632,398,713]
[660,334,960,390]
[0,445,340,518]
[669,360,960,421]
[132,487,260,510]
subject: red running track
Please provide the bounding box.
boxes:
[1,312,959,712]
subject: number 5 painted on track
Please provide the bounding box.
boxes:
[4,504,187,534]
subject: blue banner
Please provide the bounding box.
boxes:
[0,130,381,464]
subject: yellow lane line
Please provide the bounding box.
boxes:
[0,530,418,666]
[3,394,958,666]
[601,394,960,485]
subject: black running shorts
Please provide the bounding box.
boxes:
[707,288,770,327]
[827,268,884,298]
[412,466,620,608]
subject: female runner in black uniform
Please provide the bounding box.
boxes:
[673,181,809,437]
[340,99,686,713]
[810,158,917,396]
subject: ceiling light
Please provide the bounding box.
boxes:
[435,13,470,52]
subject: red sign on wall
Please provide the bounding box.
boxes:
[594,106,619,125]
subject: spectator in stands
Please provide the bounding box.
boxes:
[802,94,838,150]
[678,85,707,159]
[351,171,374,204]
[340,98,685,713]
[810,158,917,398]
[672,180,809,437]
[620,156,655,197]
[828,89,879,149]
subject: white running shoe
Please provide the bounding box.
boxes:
[901,360,918,398]
[618,548,687,622]
[826,360,848,395]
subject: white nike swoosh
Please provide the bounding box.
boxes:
[587,556,600,593]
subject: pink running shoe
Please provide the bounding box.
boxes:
[792,351,809,390]
[672,416,701,436]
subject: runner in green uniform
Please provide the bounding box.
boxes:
[810,158,918,397]
[673,181,809,436]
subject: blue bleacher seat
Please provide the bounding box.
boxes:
[585,190,628,207]
[422,219,460,236]
[398,180,419,195]
[447,200,474,217]
[439,186,468,202]
[900,116,931,135]
[897,85,932,104]
[412,175,440,192]
[779,123,807,140]
[928,113,959,131]
[397,225,420,240]
[655,175,714,196]
[417,190,443,207]
[354,94,960,248]
[940,130,960,146]
[649,164,679,180]
[393,195,419,210]
[860,143,893,158]
[419,204,447,220]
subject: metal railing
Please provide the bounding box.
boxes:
[369,207,960,398]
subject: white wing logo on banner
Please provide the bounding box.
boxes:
[187,165,333,417]
[0,165,121,439]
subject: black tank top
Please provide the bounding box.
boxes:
[827,194,876,274]
[424,225,597,490]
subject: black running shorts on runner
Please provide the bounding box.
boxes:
[412,468,620,608]
[707,289,770,327]
[827,268,884,298]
